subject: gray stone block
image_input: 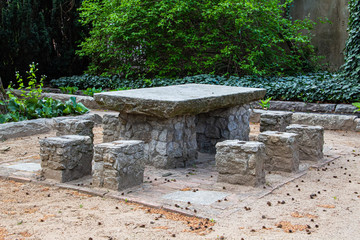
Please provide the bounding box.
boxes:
[92,140,145,191]
[260,111,293,132]
[286,124,324,162]
[215,140,266,187]
[335,104,358,114]
[355,118,360,132]
[292,112,357,130]
[39,135,93,182]
[258,131,299,172]
[54,119,94,142]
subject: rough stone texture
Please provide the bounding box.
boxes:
[292,112,357,131]
[41,93,101,109]
[52,113,103,126]
[252,101,336,113]
[54,119,94,142]
[196,105,250,153]
[95,84,266,119]
[260,111,293,132]
[92,140,145,191]
[258,131,299,172]
[286,124,324,162]
[102,114,122,142]
[39,135,93,182]
[335,104,358,114]
[103,113,197,169]
[355,118,360,132]
[215,140,266,187]
[0,118,52,141]
[249,109,266,123]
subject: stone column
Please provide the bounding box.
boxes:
[196,105,250,154]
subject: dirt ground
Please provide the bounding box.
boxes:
[0,124,359,240]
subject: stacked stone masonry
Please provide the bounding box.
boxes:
[196,105,250,154]
[258,131,299,173]
[260,111,293,132]
[215,140,266,187]
[92,140,145,191]
[39,135,93,182]
[286,124,324,162]
[54,119,94,142]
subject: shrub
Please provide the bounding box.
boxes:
[78,0,319,78]
[50,72,360,104]
[0,63,88,124]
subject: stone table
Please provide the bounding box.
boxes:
[95,84,266,169]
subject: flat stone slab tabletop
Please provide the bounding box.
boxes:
[94,84,266,118]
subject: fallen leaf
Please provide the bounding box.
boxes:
[180,188,191,191]
[317,204,335,209]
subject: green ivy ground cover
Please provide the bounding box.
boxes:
[51,73,360,104]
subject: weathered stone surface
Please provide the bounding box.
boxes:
[92,140,145,191]
[196,105,250,153]
[103,113,197,169]
[54,119,94,141]
[260,111,293,132]
[41,93,101,109]
[251,101,336,113]
[52,113,102,126]
[0,118,52,141]
[292,112,357,130]
[286,124,324,162]
[249,109,266,123]
[355,118,360,132]
[39,135,93,182]
[215,140,266,187]
[258,131,299,172]
[95,84,266,119]
[335,104,358,114]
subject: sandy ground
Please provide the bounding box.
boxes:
[0,124,359,240]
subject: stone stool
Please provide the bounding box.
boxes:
[260,111,293,132]
[54,119,94,142]
[258,131,299,172]
[93,140,145,191]
[215,140,266,187]
[40,135,93,182]
[286,124,324,162]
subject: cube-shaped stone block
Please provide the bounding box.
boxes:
[258,131,299,172]
[40,135,93,182]
[286,124,324,162]
[260,111,293,132]
[215,140,266,187]
[55,119,94,142]
[93,140,145,191]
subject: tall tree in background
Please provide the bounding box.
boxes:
[0,0,88,87]
[343,0,360,82]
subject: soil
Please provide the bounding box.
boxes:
[0,124,360,240]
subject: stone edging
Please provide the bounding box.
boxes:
[250,109,360,132]
[0,113,102,141]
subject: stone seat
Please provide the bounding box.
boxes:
[215,140,266,187]
[260,111,293,132]
[92,140,145,191]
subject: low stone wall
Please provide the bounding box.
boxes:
[41,93,101,109]
[250,109,360,132]
[0,113,102,141]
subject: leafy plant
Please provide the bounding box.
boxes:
[0,63,88,124]
[59,86,79,94]
[259,97,272,110]
[81,87,103,97]
[78,0,319,78]
[352,102,360,112]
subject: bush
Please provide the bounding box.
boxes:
[50,72,360,104]
[78,0,319,78]
[0,63,89,124]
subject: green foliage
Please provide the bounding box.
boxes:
[50,72,360,104]
[0,0,88,87]
[59,86,79,94]
[342,0,360,82]
[352,102,360,112]
[259,97,272,110]
[81,87,103,97]
[78,0,319,78]
[0,63,88,124]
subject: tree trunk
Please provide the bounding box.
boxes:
[0,77,8,114]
